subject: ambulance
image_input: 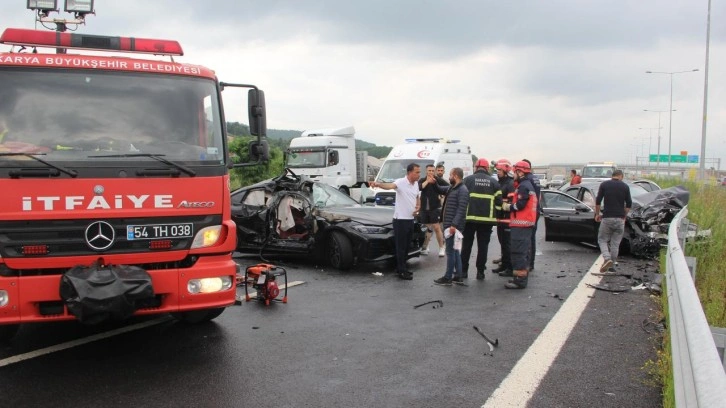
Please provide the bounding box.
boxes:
[370,138,473,205]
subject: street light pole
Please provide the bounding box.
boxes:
[638,127,661,159]
[699,0,712,180]
[643,109,673,174]
[646,69,699,174]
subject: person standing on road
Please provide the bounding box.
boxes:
[492,159,515,277]
[435,164,447,207]
[418,164,448,257]
[501,161,538,289]
[570,169,582,185]
[370,163,421,280]
[594,169,632,272]
[460,158,501,280]
[433,167,469,286]
[522,159,541,272]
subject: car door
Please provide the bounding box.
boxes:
[540,190,598,244]
[231,187,272,247]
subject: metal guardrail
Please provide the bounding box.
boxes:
[666,206,726,407]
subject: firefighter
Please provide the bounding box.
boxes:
[501,160,538,289]
[492,159,515,277]
[461,158,501,280]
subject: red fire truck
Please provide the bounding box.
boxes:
[0,27,268,340]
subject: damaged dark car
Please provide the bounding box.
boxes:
[540,182,692,259]
[231,170,427,270]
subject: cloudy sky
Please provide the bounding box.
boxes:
[5,1,725,168]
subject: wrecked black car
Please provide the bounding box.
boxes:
[231,170,426,270]
[541,182,691,258]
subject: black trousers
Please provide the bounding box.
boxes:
[461,222,494,274]
[496,222,512,270]
[393,219,414,275]
[510,227,533,271]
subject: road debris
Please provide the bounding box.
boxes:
[473,325,499,352]
[414,300,443,309]
[586,283,630,293]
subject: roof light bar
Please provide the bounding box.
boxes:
[0,28,184,56]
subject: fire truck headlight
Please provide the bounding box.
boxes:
[0,290,9,307]
[187,276,233,294]
[191,226,222,249]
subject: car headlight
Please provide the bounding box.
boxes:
[191,226,222,249]
[352,225,388,234]
[187,276,233,294]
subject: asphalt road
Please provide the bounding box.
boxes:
[0,224,662,407]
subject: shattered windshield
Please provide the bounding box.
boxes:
[376,159,433,183]
[0,68,224,165]
[312,182,358,208]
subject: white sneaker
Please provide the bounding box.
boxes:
[438,248,445,257]
[421,248,429,255]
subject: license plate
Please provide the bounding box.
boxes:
[126,223,194,240]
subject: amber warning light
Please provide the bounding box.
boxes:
[0,28,184,56]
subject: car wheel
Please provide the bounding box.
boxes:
[338,186,350,196]
[0,324,19,342]
[172,307,226,324]
[328,231,354,270]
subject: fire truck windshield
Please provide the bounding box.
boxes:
[0,68,225,165]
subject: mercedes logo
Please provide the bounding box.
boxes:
[85,221,115,251]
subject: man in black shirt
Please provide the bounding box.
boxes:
[594,169,632,272]
[418,164,449,256]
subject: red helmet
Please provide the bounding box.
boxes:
[513,160,531,173]
[495,159,511,172]
[475,158,489,169]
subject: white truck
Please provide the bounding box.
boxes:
[581,162,618,183]
[286,125,368,195]
[370,138,473,205]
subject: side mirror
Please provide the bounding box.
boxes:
[248,139,269,162]
[328,150,339,166]
[248,89,267,137]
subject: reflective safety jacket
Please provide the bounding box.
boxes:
[463,169,501,225]
[496,175,515,223]
[510,175,538,228]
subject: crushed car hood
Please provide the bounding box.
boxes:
[317,206,394,226]
[626,185,706,259]
[629,185,689,222]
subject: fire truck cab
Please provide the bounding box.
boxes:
[0,27,267,341]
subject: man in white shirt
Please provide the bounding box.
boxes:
[370,163,421,280]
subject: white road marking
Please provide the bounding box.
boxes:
[482,258,606,408]
[1,280,306,368]
[0,316,173,368]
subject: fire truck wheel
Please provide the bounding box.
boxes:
[0,324,20,342]
[328,231,353,270]
[172,307,226,324]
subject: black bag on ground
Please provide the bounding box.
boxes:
[59,264,154,324]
